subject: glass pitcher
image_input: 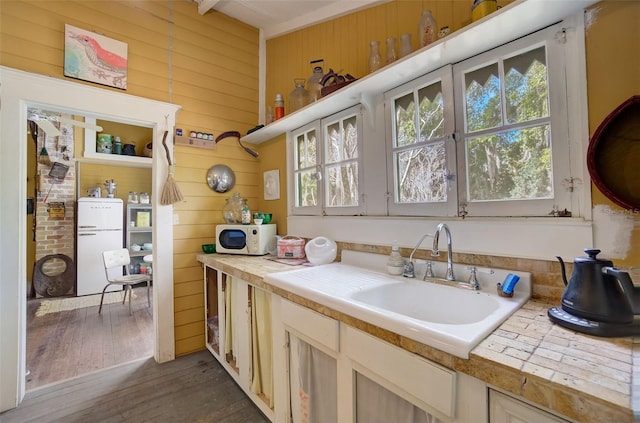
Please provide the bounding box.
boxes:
[223,193,246,224]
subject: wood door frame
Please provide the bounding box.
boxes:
[0,66,180,412]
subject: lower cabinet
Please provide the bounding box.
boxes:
[272,297,340,423]
[272,298,474,423]
[489,390,570,423]
[204,268,569,423]
[204,266,274,420]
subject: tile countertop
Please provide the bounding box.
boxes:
[197,254,636,423]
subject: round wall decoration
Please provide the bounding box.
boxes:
[206,164,236,193]
[587,96,640,210]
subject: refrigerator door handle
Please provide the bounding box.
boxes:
[78,233,98,236]
[78,225,98,229]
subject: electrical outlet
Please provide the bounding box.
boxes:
[173,213,180,225]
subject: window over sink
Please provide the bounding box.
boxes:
[289,21,584,219]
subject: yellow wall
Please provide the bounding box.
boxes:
[1,0,260,356]
[585,1,640,267]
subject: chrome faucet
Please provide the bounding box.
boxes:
[402,233,432,278]
[432,223,455,281]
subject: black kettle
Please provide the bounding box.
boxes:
[557,248,637,324]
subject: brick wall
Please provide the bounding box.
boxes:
[34,117,76,295]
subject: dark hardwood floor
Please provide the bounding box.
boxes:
[25,287,154,391]
[1,350,270,423]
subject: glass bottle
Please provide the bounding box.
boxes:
[369,40,382,73]
[400,33,413,57]
[386,37,397,64]
[418,10,437,47]
[274,93,285,120]
[241,203,251,225]
[289,78,310,113]
[307,63,324,102]
[265,106,274,124]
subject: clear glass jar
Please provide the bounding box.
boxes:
[307,64,324,103]
[400,33,413,57]
[418,10,437,47]
[369,40,382,73]
[289,78,310,113]
[386,37,397,64]
[139,192,150,204]
[223,193,246,224]
[128,191,139,204]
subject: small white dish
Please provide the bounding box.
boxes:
[254,218,263,225]
[131,244,141,251]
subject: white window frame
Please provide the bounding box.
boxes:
[384,66,457,217]
[287,17,589,222]
[289,120,322,216]
[453,23,572,217]
[288,105,363,216]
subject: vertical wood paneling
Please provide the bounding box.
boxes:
[1,0,259,357]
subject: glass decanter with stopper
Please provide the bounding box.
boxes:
[223,193,247,224]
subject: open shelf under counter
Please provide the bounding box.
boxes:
[242,0,598,145]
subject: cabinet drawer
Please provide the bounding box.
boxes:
[281,300,339,352]
[342,325,456,419]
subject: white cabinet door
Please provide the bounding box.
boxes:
[273,298,340,423]
[490,390,569,423]
[341,325,456,423]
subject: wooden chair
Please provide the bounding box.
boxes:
[100,248,151,315]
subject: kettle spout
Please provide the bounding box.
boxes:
[556,256,568,286]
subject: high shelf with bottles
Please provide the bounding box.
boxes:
[126,203,152,275]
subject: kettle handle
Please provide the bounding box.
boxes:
[606,267,640,314]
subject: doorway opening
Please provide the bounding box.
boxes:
[0,66,179,413]
[24,112,155,390]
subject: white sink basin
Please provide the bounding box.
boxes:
[264,251,531,359]
[351,281,499,325]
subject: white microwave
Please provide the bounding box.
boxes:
[215,224,277,255]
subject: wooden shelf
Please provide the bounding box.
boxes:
[241,0,598,145]
[175,135,216,149]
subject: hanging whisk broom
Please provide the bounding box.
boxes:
[34,123,52,166]
[160,130,184,205]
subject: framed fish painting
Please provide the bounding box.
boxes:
[64,24,128,90]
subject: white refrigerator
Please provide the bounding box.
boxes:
[76,197,124,296]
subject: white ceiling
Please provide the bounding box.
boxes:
[193,0,390,39]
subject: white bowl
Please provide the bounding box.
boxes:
[304,237,337,266]
[131,244,141,251]
[142,243,153,251]
[254,218,263,225]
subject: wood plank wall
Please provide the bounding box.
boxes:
[0,0,259,356]
[264,0,513,116]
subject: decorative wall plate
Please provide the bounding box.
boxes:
[587,96,640,210]
[264,169,280,200]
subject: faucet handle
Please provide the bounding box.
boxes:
[422,261,434,280]
[467,266,480,290]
